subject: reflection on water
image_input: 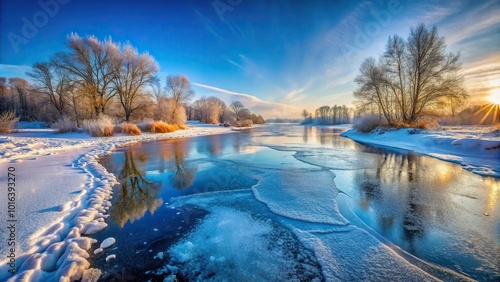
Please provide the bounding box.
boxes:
[99,134,258,229]
[97,125,500,281]
[253,125,499,280]
[112,151,163,227]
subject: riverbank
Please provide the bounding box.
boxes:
[0,123,233,281]
[341,126,500,177]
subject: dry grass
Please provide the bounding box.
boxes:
[114,123,142,135]
[178,124,187,130]
[0,111,20,134]
[233,119,253,127]
[139,121,185,133]
[52,116,77,133]
[392,116,439,130]
[83,115,115,137]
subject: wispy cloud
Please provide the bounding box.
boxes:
[192,82,301,118]
[226,59,242,68]
[0,64,32,79]
[438,0,499,45]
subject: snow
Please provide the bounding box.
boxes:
[1,122,491,280]
[0,124,233,281]
[163,192,324,281]
[99,238,115,249]
[105,255,116,262]
[341,126,500,177]
[252,169,348,225]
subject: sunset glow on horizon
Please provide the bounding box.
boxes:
[0,0,499,118]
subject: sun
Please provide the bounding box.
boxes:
[489,88,500,105]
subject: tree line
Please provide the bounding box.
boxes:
[301,105,353,125]
[187,99,264,125]
[0,33,264,127]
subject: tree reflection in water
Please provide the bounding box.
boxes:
[111,151,163,227]
[354,152,458,252]
[168,141,196,189]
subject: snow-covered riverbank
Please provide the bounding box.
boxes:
[341,126,500,177]
[1,123,496,281]
[0,124,232,281]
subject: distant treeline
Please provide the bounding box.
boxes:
[301,105,353,125]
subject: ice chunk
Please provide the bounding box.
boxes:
[106,254,116,262]
[252,169,348,225]
[154,251,164,260]
[163,206,322,281]
[100,238,116,249]
[93,248,103,255]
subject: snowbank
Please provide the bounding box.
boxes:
[0,125,232,281]
[341,127,500,177]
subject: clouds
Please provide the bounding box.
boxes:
[192,82,302,118]
[0,0,498,116]
[0,64,32,79]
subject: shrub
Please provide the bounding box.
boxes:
[52,116,78,133]
[0,111,20,134]
[178,124,187,130]
[83,115,115,137]
[353,115,387,133]
[114,123,142,135]
[233,119,253,127]
[138,121,153,132]
[139,121,178,133]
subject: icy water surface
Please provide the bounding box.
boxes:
[94,124,499,281]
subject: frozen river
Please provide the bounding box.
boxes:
[93,124,499,281]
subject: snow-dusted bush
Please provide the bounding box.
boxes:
[0,111,20,134]
[353,115,386,133]
[233,119,253,127]
[52,116,78,133]
[83,115,115,137]
[114,123,142,135]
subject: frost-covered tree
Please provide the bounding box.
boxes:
[193,96,226,124]
[53,34,120,116]
[354,23,467,124]
[111,44,158,121]
[164,75,194,125]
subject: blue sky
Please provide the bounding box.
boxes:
[1,0,499,118]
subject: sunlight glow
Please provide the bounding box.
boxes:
[489,88,500,105]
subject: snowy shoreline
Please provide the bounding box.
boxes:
[0,124,233,281]
[341,127,500,178]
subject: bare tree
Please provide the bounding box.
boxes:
[302,109,309,120]
[354,24,467,124]
[8,78,31,120]
[164,75,194,124]
[111,44,158,121]
[230,101,247,121]
[53,33,119,116]
[27,62,73,118]
[0,77,12,112]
